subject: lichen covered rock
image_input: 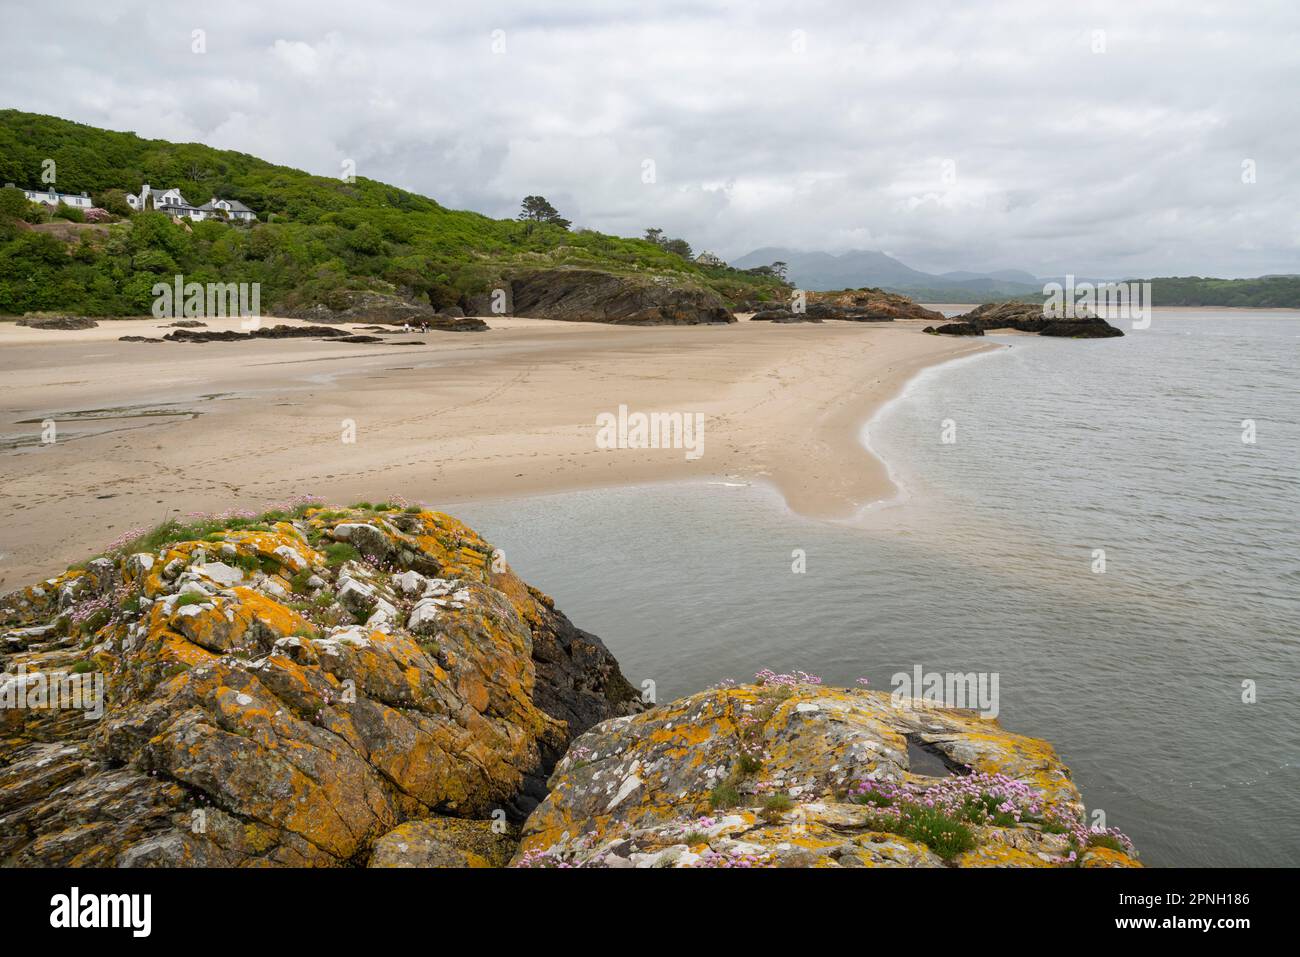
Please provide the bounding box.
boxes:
[513,680,1139,868]
[368,816,515,867]
[0,503,637,866]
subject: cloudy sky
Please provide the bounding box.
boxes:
[2,0,1297,277]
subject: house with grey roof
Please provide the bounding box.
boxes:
[126,184,257,222]
[198,197,256,222]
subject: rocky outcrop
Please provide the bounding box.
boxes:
[16,314,99,330]
[739,290,938,323]
[282,291,487,331]
[513,678,1138,868]
[808,289,946,323]
[368,817,515,867]
[1,508,1138,869]
[160,324,349,343]
[0,504,637,866]
[923,322,984,336]
[958,301,1124,338]
[121,324,449,345]
[749,309,822,323]
[505,269,736,325]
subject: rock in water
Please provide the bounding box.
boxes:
[513,681,1140,868]
[958,301,1125,338]
[0,505,637,866]
[506,268,736,325]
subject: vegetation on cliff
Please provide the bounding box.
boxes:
[0,110,788,317]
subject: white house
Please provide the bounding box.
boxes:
[126,184,256,222]
[6,184,94,208]
[126,185,192,214]
[199,197,256,222]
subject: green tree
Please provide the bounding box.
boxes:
[0,186,30,219]
[94,188,133,216]
[662,237,693,259]
[518,195,571,230]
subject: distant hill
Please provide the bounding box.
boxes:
[732,247,936,289]
[734,246,1300,308]
[0,110,785,316]
[732,246,1044,299]
[1141,276,1300,309]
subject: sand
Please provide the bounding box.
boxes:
[0,314,994,587]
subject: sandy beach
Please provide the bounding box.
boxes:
[0,314,993,587]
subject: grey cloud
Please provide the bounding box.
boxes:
[1,0,1296,277]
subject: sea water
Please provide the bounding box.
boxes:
[455,310,1300,866]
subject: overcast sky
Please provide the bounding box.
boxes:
[2,0,1297,277]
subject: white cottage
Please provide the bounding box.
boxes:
[126,185,256,222]
[126,185,194,215]
[8,184,94,208]
[199,197,256,222]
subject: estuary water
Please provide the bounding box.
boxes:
[455,310,1300,867]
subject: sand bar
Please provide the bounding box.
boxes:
[0,314,993,587]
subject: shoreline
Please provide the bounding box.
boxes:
[0,314,991,586]
[853,339,1010,520]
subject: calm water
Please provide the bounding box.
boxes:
[454,311,1300,867]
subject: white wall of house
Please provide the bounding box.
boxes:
[23,188,92,208]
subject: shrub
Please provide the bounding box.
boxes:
[709,782,741,810]
[323,542,360,567]
[899,806,976,860]
[759,793,794,821]
[233,553,261,575]
[1087,833,1127,853]
[54,201,85,223]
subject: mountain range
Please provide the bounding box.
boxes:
[731,247,1052,298]
[731,248,1300,307]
